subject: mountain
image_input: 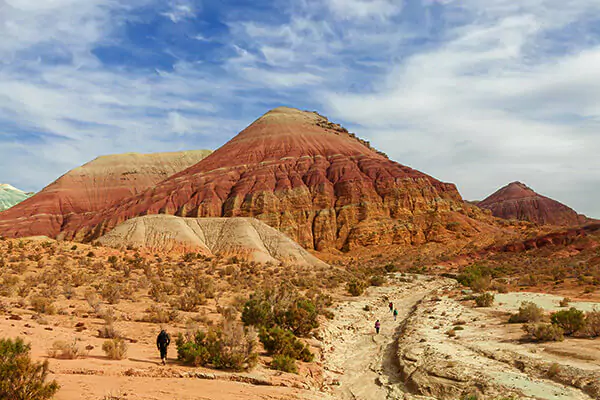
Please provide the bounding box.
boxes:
[58,107,494,250]
[0,184,33,211]
[0,150,212,238]
[98,215,329,267]
[478,181,589,226]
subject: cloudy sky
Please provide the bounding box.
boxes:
[1,0,599,217]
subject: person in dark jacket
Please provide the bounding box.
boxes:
[156,329,171,365]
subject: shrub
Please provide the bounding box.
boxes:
[176,322,258,371]
[369,275,386,287]
[0,337,60,400]
[522,323,564,342]
[242,296,274,328]
[509,302,545,324]
[102,338,128,360]
[241,288,319,336]
[384,263,398,273]
[584,309,600,338]
[550,308,586,336]
[101,282,122,305]
[559,297,570,307]
[280,298,319,337]
[259,327,314,362]
[475,293,495,307]
[347,280,366,296]
[98,323,120,339]
[48,340,85,359]
[29,296,56,315]
[548,362,561,378]
[142,305,179,324]
[171,290,206,312]
[457,264,493,290]
[270,354,298,373]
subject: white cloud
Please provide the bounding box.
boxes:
[161,0,197,23]
[325,0,400,20]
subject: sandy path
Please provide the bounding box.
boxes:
[320,275,446,400]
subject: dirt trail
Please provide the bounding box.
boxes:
[319,275,448,399]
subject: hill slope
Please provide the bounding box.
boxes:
[98,215,328,267]
[0,150,211,238]
[478,182,588,226]
[62,107,496,250]
[0,184,33,211]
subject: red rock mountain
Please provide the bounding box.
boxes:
[0,150,211,238]
[58,107,487,250]
[478,181,588,226]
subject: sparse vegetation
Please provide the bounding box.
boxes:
[0,337,60,400]
[522,323,564,342]
[102,338,128,360]
[48,339,86,359]
[508,302,545,323]
[474,292,495,307]
[29,296,56,315]
[347,280,367,296]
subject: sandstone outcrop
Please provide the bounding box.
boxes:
[0,150,211,238]
[97,215,329,267]
[0,183,32,211]
[61,107,491,250]
[478,181,589,226]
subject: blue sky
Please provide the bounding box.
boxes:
[1,0,599,217]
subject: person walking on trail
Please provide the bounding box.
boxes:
[156,329,171,365]
[388,302,393,312]
[393,309,398,321]
[375,320,381,334]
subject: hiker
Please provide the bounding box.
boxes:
[393,308,398,321]
[388,302,393,312]
[156,329,171,365]
[375,319,381,334]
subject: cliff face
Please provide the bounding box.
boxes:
[478,181,587,227]
[0,150,212,238]
[60,107,477,250]
[0,184,33,211]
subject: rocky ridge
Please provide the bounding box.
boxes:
[59,107,497,251]
[478,181,589,226]
[0,150,212,238]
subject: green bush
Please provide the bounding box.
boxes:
[551,308,586,336]
[522,323,564,342]
[0,337,60,400]
[176,322,258,371]
[457,264,492,288]
[259,327,314,362]
[347,280,366,296]
[241,288,319,337]
[508,302,545,324]
[281,298,319,337]
[270,354,298,373]
[475,293,495,307]
[241,296,274,328]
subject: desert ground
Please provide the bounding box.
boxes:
[1,237,600,400]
